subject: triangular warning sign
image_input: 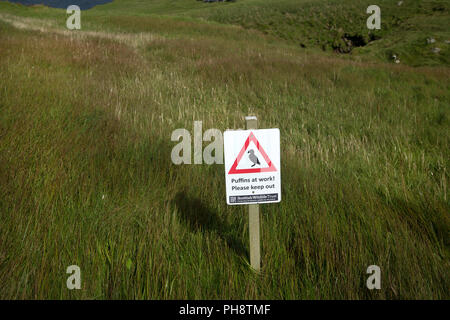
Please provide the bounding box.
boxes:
[228,132,277,174]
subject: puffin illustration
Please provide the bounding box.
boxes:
[247,149,260,167]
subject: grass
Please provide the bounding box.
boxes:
[0,0,448,299]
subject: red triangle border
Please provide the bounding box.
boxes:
[228,132,277,174]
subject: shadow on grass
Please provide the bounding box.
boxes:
[174,191,247,258]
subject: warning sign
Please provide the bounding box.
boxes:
[224,129,281,205]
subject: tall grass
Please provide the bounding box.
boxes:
[0,1,448,299]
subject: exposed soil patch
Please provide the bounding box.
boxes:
[332,33,378,54]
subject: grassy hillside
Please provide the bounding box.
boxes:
[0,0,449,299]
[2,0,448,65]
[185,0,450,66]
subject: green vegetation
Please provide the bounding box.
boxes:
[0,0,448,299]
[2,0,448,65]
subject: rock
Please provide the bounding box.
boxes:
[431,47,441,53]
[398,1,403,6]
[427,38,436,44]
[391,54,400,64]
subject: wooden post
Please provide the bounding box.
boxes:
[245,116,260,272]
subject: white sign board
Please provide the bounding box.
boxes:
[224,128,281,205]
